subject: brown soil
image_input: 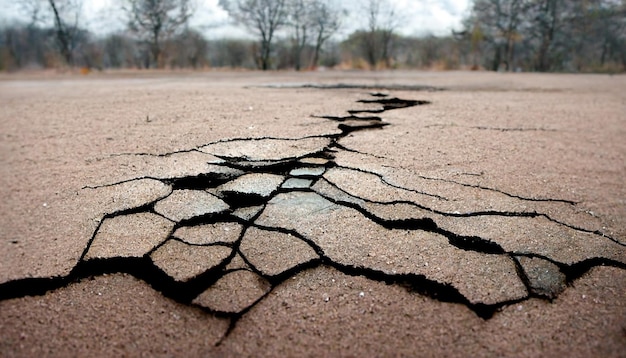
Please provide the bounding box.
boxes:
[0,70,624,357]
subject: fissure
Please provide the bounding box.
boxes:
[1,91,624,344]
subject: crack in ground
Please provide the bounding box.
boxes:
[312,114,383,122]
[1,92,624,345]
[100,148,204,159]
[314,175,623,250]
[424,124,557,132]
[329,164,450,201]
[329,142,388,160]
[259,84,444,92]
[414,174,578,205]
[311,177,505,254]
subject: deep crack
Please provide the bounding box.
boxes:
[1,91,624,346]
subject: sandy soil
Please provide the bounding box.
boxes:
[0,70,624,357]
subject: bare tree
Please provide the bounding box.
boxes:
[4,1,38,68]
[288,0,310,70]
[308,0,342,68]
[594,0,626,70]
[360,0,399,69]
[528,0,560,71]
[125,0,193,68]
[286,0,343,70]
[48,0,83,66]
[462,0,626,72]
[560,0,626,71]
[468,0,529,71]
[20,0,45,26]
[219,0,288,70]
[9,0,83,67]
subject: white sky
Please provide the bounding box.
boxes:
[0,0,471,39]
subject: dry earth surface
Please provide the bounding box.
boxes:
[0,70,625,357]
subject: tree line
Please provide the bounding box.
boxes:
[461,0,626,72]
[1,0,624,72]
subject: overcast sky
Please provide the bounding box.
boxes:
[0,0,471,39]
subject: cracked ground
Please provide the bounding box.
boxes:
[0,71,625,357]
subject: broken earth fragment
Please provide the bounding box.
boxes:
[313,178,438,224]
[224,253,250,271]
[199,137,331,161]
[239,227,319,277]
[232,205,265,221]
[154,189,230,222]
[217,159,293,170]
[216,173,284,206]
[289,167,326,177]
[257,192,528,305]
[172,222,243,245]
[192,270,271,313]
[436,216,626,265]
[282,178,313,189]
[88,178,172,214]
[101,151,242,185]
[85,213,174,260]
[515,256,567,299]
[299,157,329,165]
[167,165,246,190]
[323,167,441,206]
[150,240,232,282]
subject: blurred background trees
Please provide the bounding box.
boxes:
[125,0,193,68]
[461,0,626,72]
[1,0,624,72]
[218,0,288,70]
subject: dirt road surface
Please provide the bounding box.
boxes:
[1,71,624,357]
